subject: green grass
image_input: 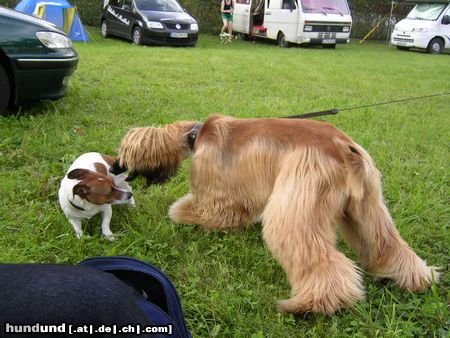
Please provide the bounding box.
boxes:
[1,31,449,337]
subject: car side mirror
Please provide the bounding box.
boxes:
[442,15,450,25]
[122,4,131,11]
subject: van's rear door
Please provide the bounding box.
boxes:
[234,0,251,34]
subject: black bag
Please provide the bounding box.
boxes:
[78,257,191,338]
[0,257,191,338]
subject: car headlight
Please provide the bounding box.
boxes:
[147,21,163,29]
[36,31,72,49]
[394,26,399,31]
[412,27,427,33]
[190,23,198,31]
[342,26,350,32]
[304,25,313,32]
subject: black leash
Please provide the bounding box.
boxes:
[284,92,450,119]
[285,108,339,119]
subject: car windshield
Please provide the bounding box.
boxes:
[135,0,183,12]
[301,0,349,15]
[406,3,446,21]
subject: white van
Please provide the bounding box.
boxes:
[391,1,450,54]
[233,0,352,48]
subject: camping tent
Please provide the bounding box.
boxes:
[15,0,89,42]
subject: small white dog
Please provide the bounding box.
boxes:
[59,152,135,240]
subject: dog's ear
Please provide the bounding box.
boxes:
[73,184,89,198]
[125,171,139,182]
[68,169,92,180]
[109,159,128,175]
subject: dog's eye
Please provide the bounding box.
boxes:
[107,191,113,196]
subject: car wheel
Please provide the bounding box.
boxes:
[277,32,289,48]
[101,20,109,38]
[132,26,143,45]
[396,46,409,51]
[236,32,249,41]
[427,38,443,54]
[323,44,336,49]
[0,64,10,115]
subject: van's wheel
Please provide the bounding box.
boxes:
[100,20,109,38]
[0,64,10,115]
[277,32,289,48]
[427,38,443,54]
[236,32,249,41]
[132,26,143,45]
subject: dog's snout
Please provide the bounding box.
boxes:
[127,192,132,200]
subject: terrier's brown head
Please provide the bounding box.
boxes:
[68,168,132,205]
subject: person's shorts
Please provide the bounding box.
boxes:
[221,13,233,22]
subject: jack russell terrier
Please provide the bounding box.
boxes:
[59,152,135,240]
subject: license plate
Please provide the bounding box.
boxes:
[322,39,336,44]
[170,32,188,38]
[397,41,407,46]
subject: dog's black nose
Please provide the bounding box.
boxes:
[127,192,132,200]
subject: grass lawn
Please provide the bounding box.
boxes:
[1,31,449,337]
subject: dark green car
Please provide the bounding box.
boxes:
[0,6,79,113]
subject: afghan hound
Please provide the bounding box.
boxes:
[111,114,438,315]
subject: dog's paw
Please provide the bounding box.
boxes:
[75,231,83,239]
[128,197,136,208]
[104,233,116,241]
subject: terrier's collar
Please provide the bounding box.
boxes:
[68,198,85,211]
[187,123,203,149]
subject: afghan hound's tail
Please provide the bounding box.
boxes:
[335,139,439,291]
[111,121,199,185]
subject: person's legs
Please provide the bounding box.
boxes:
[221,16,228,34]
[228,16,233,35]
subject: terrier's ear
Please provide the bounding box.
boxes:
[73,184,90,198]
[68,169,92,180]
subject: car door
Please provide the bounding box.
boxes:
[440,6,450,48]
[234,0,251,33]
[105,0,124,35]
[265,0,298,41]
[119,0,134,37]
[113,0,133,38]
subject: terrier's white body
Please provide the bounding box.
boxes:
[59,152,135,240]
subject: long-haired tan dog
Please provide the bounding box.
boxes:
[114,114,438,315]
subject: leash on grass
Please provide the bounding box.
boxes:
[284,92,450,119]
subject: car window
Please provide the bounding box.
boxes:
[268,0,282,9]
[301,0,349,15]
[282,0,296,9]
[407,3,447,21]
[135,0,183,12]
[110,0,122,8]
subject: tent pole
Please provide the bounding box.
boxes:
[386,1,396,44]
[359,3,399,44]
